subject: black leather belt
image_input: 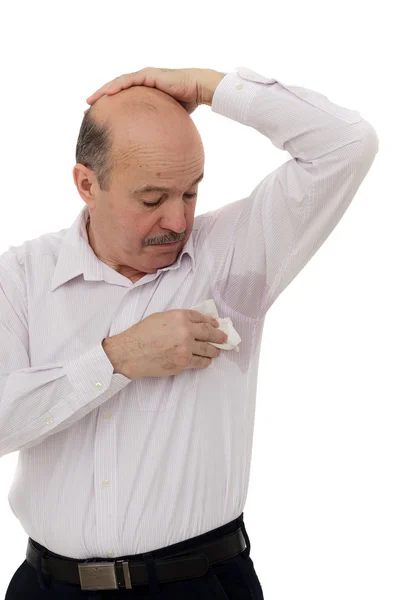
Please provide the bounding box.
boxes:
[26,527,247,591]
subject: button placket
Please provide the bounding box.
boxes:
[94,395,118,556]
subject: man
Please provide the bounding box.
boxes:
[1,66,378,598]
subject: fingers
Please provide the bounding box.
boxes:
[86,70,147,105]
[86,82,119,104]
[193,322,227,344]
[192,340,221,359]
[188,310,217,326]
[86,73,134,104]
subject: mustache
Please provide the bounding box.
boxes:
[144,234,185,245]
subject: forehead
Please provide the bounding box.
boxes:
[133,172,204,195]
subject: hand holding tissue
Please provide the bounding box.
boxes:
[189,299,241,353]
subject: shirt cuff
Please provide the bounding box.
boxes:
[211,66,278,124]
[66,343,132,405]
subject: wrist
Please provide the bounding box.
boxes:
[200,70,226,106]
[102,337,126,376]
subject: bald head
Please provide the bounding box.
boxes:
[77,85,202,190]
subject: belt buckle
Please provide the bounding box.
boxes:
[78,562,118,591]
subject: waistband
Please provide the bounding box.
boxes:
[27,512,250,592]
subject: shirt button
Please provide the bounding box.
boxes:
[235,83,244,90]
[104,412,112,419]
[106,551,114,558]
[45,417,53,425]
[102,479,110,487]
[95,382,103,389]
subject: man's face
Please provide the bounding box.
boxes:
[74,88,205,282]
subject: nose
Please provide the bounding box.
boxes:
[161,203,186,234]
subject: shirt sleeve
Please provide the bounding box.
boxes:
[208,66,379,319]
[0,260,132,458]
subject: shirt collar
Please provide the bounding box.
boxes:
[50,205,195,292]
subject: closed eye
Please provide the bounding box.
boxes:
[143,193,197,207]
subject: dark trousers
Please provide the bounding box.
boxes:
[5,512,263,599]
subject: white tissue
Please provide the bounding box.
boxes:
[189,299,241,353]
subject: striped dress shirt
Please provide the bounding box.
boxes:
[0,66,379,559]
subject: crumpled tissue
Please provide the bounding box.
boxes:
[189,299,241,353]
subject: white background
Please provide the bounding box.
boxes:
[0,1,398,599]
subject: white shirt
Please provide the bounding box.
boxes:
[0,66,378,559]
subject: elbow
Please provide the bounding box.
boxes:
[355,120,380,161]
